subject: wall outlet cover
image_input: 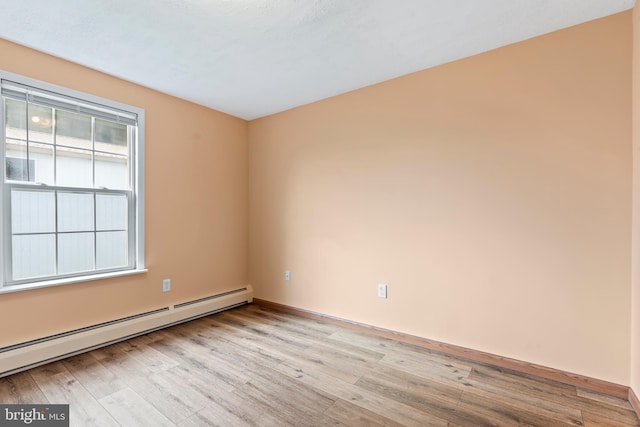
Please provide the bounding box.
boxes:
[378,283,388,299]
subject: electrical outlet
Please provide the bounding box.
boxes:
[162,278,171,292]
[285,270,291,281]
[377,283,387,299]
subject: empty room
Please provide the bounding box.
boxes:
[1,0,640,426]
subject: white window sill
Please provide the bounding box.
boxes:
[0,269,148,294]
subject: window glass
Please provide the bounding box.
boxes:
[56,147,93,187]
[57,192,94,232]
[95,119,128,155]
[5,98,26,140]
[6,157,32,182]
[95,154,129,189]
[2,73,144,289]
[58,233,94,274]
[27,104,53,144]
[96,231,128,269]
[56,110,92,150]
[12,234,56,280]
[11,190,55,234]
[96,194,128,231]
[29,142,54,184]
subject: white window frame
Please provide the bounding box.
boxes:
[0,70,146,293]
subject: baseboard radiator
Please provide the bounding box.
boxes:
[0,285,253,378]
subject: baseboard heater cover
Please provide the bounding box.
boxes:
[0,285,253,378]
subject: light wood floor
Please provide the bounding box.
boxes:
[0,303,638,427]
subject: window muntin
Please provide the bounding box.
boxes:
[1,73,144,289]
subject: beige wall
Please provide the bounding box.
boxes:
[0,11,634,389]
[0,39,249,346]
[249,12,632,385]
[632,3,640,397]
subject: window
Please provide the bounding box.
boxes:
[1,71,145,291]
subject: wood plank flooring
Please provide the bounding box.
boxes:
[0,303,638,427]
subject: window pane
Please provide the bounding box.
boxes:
[5,98,26,141]
[58,232,94,274]
[5,102,29,179]
[28,103,53,144]
[11,189,55,234]
[2,74,141,286]
[56,146,92,187]
[95,154,128,189]
[29,142,54,184]
[12,234,56,280]
[6,137,26,160]
[6,156,33,181]
[95,119,128,155]
[96,194,127,231]
[96,231,127,269]
[58,192,94,232]
[56,110,91,150]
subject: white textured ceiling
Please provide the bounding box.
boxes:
[0,0,635,120]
